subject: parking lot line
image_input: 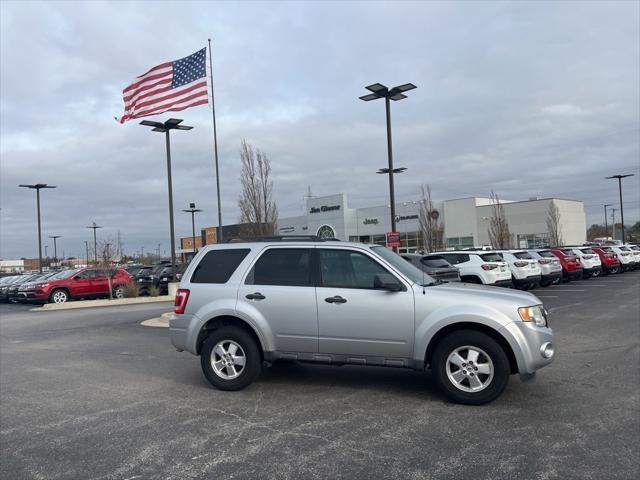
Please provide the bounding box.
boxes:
[536,295,558,298]
[545,289,585,292]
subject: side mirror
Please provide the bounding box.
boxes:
[374,274,403,292]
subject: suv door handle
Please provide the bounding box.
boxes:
[325,296,347,304]
[245,292,265,300]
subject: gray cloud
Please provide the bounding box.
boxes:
[1,0,638,259]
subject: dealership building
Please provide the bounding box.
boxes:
[179,192,586,255]
[275,193,586,252]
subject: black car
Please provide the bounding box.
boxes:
[135,263,169,294]
[4,274,44,302]
[401,254,461,283]
[158,264,188,295]
[0,275,23,302]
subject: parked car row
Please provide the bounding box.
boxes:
[401,243,640,290]
[0,267,133,304]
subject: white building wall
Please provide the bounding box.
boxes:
[443,198,479,245]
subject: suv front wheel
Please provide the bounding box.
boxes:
[200,326,262,391]
[432,330,510,405]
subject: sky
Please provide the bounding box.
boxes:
[1,0,639,260]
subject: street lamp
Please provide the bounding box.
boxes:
[360,82,416,245]
[605,174,634,243]
[86,222,103,264]
[603,204,613,239]
[182,202,203,257]
[18,183,56,272]
[140,118,193,283]
[49,235,61,270]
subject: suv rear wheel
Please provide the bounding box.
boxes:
[200,326,262,391]
[432,330,510,405]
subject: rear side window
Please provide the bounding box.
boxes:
[191,249,250,284]
[480,253,503,262]
[537,250,555,258]
[246,248,311,286]
[513,252,533,260]
[319,249,391,289]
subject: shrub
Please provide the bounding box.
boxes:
[122,282,139,298]
[148,286,160,297]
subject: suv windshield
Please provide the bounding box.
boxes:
[537,250,555,258]
[580,248,596,254]
[52,268,82,279]
[371,246,434,285]
[561,249,576,256]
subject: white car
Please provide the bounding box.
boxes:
[568,247,603,278]
[433,251,512,287]
[496,250,542,290]
[625,245,640,267]
[610,246,637,271]
[527,249,563,286]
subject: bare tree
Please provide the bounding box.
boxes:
[97,238,116,299]
[546,201,563,247]
[418,184,444,253]
[487,191,511,249]
[238,139,278,238]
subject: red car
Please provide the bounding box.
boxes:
[550,247,583,282]
[591,246,622,275]
[19,267,132,304]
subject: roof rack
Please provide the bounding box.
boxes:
[225,235,341,243]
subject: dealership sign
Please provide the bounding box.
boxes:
[363,218,379,225]
[386,231,401,248]
[310,205,341,214]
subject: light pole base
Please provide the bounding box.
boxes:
[168,282,180,298]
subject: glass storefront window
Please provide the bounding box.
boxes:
[446,236,474,249]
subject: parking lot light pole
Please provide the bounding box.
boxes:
[359,83,416,246]
[87,222,102,265]
[606,174,634,243]
[140,119,193,282]
[49,235,61,270]
[603,204,613,239]
[84,241,89,267]
[18,183,57,273]
[182,203,203,256]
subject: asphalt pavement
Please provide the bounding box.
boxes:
[1,273,639,480]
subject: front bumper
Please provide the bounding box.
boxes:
[500,321,555,377]
[18,291,48,304]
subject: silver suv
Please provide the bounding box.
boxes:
[170,238,555,404]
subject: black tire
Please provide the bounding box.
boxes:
[200,326,262,391]
[49,289,69,304]
[432,330,510,405]
[591,269,601,278]
[539,280,550,287]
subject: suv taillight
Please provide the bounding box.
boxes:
[481,264,498,270]
[514,261,528,267]
[538,259,551,264]
[174,289,190,314]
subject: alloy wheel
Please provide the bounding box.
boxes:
[446,346,494,392]
[210,340,246,380]
[52,291,68,303]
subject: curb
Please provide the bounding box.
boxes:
[141,312,173,328]
[31,296,174,312]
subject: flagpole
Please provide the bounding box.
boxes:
[208,38,223,244]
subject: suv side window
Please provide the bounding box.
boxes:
[246,248,312,287]
[192,249,251,284]
[319,249,392,289]
[76,269,95,279]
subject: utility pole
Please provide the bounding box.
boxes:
[86,222,102,265]
[49,235,61,270]
[606,174,634,242]
[604,204,612,239]
[84,241,89,267]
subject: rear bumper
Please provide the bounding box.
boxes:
[582,266,602,276]
[492,279,513,288]
[563,269,583,280]
[513,274,541,287]
[541,271,562,283]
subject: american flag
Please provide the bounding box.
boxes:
[117,48,208,124]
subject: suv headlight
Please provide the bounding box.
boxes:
[518,305,547,327]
